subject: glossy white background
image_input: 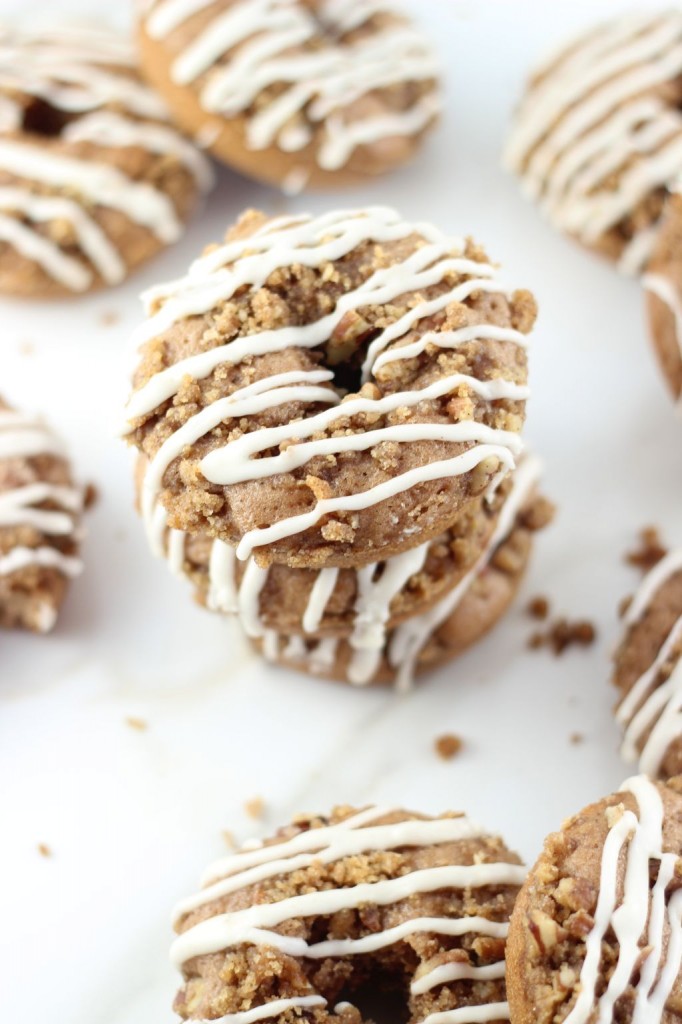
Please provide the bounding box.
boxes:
[1,1,680,1021]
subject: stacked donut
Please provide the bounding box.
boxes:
[123,205,552,688]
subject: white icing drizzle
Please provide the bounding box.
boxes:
[505,11,682,274]
[125,208,528,563]
[172,807,522,1024]
[0,407,83,586]
[0,27,211,291]
[616,549,682,776]
[419,1006,509,1024]
[145,0,439,170]
[190,995,327,1024]
[564,775,682,1024]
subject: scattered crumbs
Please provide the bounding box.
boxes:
[37,843,51,858]
[528,618,597,656]
[99,309,120,327]
[625,526,667,573]
[83,482,99,510]
[569,732,584,746]
[125,716,148,732]
[434,733,463,761]
[222,829,236,850]
[18,338,34,356]
[527,595,550,621]
[244,796,265,820]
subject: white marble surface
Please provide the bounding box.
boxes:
[1,0,681,1021]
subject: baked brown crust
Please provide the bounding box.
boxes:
[172,806,523,1024]
[125,207,535,569]
[138,0,440,190]
[0,25,211,299]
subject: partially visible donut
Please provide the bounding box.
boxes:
[643,193,682,404]
[123,207,535,570]
[505,10,682,275]
[0,25,213,298]
[137,0,441,191]
[0,397,83,632]
[507,774,682,1024]
[172,805,524,1024]
[613,549,682,779]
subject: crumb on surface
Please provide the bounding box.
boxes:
[528,618,597,655]
[37,843,51,857]
[434,733,463,760]
[569,732,584,745]
[527,595,550,620]
[99,309,120,327]
[626,526,667,573]
[83,482,99,510]
[18,339,34,356]
[125,716,148,731]
[244,796,265,820]
[222,829,236,849]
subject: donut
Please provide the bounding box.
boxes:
[171,805,525,1024]
[0,25,213,298]
[0,397,83,632]
[613,549,682,779]
[137,0,441,191]
[507,773,682,1024]
[256,462,552,688]
[505,10,682,275]
[122,206,535,570]
[643,195,682,405]
[139,454,553,687]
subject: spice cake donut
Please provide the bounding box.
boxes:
[507,773,682,1024]
[123,206,535,570]
[0,398,83,631]
[614,549,682,780]
[0,24,212,298]
[137,0,441,192]
[172,805,525,1024]
[505,10,682,275]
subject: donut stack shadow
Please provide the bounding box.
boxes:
[124,206,553,689]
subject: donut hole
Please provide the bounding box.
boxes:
[21,97,72,137]
[334,976,412,1024]
[330,357,365,396]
